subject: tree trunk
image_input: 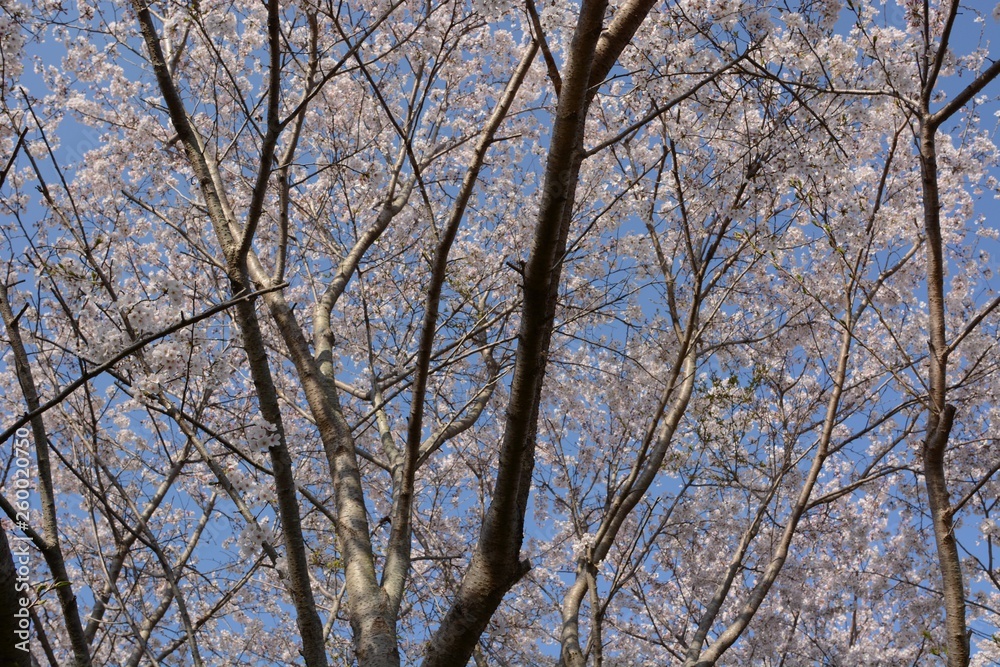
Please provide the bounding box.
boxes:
[423,3,609,664]
[918,120,968,667]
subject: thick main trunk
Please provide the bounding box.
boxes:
[424,3,664,663]
[918,123,968,667]
[422,3,609,665]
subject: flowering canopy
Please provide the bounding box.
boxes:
[1,0,999,665]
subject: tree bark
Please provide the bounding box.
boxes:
[424,2,663,663]
[263,285,400,666]
[422,3,609,664]
[918,120,968,667]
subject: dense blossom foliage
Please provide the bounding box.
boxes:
[1,0,999,665]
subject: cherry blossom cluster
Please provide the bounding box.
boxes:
[238,517,274,558]
[244,418,280,452]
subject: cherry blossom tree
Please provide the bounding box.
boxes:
[1,0,999,666]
